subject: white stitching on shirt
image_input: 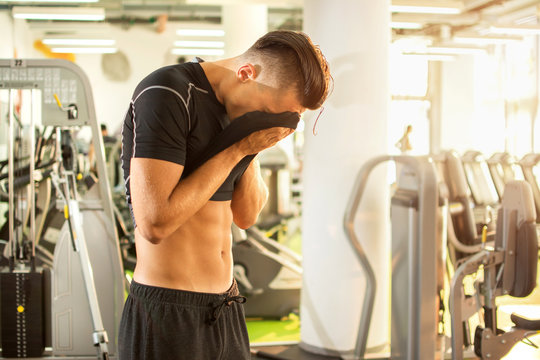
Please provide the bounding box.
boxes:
[132,85,191,131]
[120,104,130,195]
[131,99,138,157]
[191,83,208,94]
[186,83,207,124]
[186,84,194,120]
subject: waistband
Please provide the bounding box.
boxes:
[129,279,240,307]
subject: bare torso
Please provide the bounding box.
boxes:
[133,200,234,293]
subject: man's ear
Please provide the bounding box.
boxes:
[237,63,257,82]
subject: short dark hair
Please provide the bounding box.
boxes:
[246,30,331,110]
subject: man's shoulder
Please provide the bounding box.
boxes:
[135,63,199,96]
[142,64,188,85]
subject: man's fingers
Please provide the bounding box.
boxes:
[238,127,295,155]
[265,128,293,145]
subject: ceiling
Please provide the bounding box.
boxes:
[392,0,540,42]
[0,0,304,32]
[1,0,540,41]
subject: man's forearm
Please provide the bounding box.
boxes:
[132,144,246,242]
[230,158,268,229]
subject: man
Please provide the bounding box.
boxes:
[119,30,331,360]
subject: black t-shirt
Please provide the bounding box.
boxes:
[121,59,300,226]
[121,59,231,206]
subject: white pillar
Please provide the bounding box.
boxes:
[222,4,267,57]
[301,0,390,357]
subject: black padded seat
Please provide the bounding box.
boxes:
[519,153,540,223]
[511,221,538,297]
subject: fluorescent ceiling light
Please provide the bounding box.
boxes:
[171,48,224,56]
[5,0,97,2]
[489,25,540,35]
[43,38,115,46]
[51,47,117,53]
[402,45,486,56]
[28,21,112,34]
[391,21,423,29]
[184,0,302,6]
[12,6,105,21]
[426,45,487,55]
[176,29,225,37]
[174,40,224,48]
[402,53,456,61]
[515,15,537,25]
[390,5,460,14]
[453,34,523,45]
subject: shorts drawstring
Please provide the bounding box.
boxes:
[208,294,246,325]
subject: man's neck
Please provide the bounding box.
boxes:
[200,59,236,105]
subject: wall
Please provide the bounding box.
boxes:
[0,13,15,59]
[440,53,507,156]
[73,23,182,135]
[0,16,222,137]
[440,55,477,153]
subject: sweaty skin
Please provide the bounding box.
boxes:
[131,60,303,293]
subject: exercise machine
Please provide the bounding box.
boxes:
[0,126,58,269]
[232,224,302,319]
[450,180,540,359]
[0,58,124,359]
[343,155,445,359]
[432,150,496,265]
[100,136,136,273]
[257,145,301,246]
[461,150,500,209]
[486,152,521,202]
[518,153,540,223]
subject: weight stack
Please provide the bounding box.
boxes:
[1,272,44,358]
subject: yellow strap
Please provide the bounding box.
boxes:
[64,205,69,219]
[53,93,63,109]
[481,225,488,243]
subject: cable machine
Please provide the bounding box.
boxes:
[0,59,124,359]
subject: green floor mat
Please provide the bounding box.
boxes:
[124,270,133,300]
[247,313,301,345]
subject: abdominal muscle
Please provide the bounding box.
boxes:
[132,200,234,294]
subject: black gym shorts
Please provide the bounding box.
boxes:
[118,279,250,360]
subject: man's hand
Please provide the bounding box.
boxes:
[234,127,294,156]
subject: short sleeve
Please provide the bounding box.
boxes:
[131,87,189,165]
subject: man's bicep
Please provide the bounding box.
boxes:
[129,157,184,222]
